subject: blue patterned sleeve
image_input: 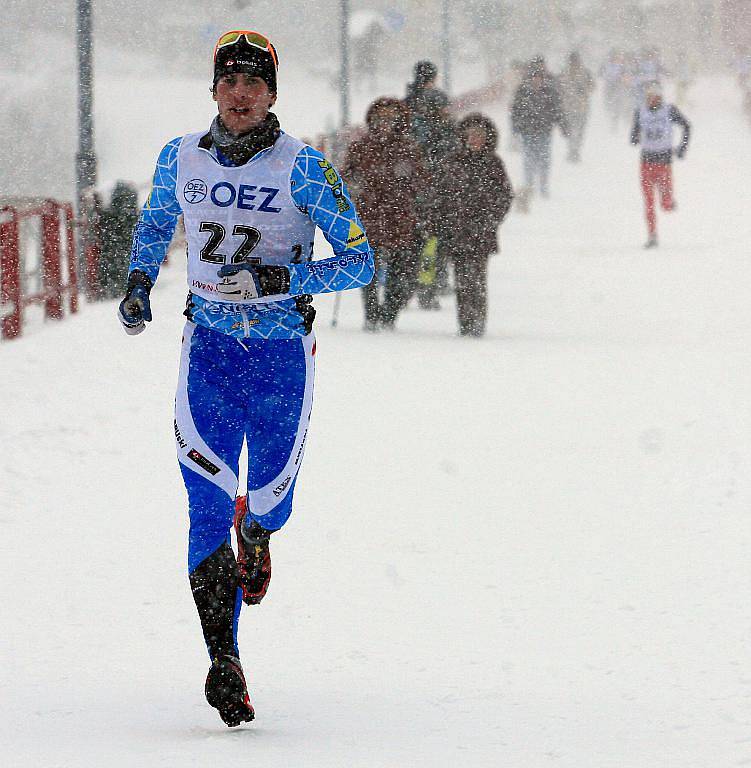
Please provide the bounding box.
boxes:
[287,145,374,296]
[128,137,183,283]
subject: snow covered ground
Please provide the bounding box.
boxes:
[2,75,751,767]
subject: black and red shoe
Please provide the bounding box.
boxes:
[205,654,255,727]
[233,496,272,606]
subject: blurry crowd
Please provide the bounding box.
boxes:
[338,39,703,330]
[598,47,675,132]
[342,42,689,336]
[339,52,596,335]
[342,60,513,337]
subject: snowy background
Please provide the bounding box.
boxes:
[2,2,751,767]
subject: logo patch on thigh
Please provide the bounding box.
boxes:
[188,449,221,476]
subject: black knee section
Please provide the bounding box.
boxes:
[189,541,239,660]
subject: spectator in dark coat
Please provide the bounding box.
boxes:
[99,181,139,299]
[511,66,568,197]
[404,60,445,148]
[341,97,427,330]
[433,113,513,337]
[557,51,595,162]
[405,61,458,309]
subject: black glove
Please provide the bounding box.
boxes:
[216,264,290,300]
[295,294,316,334]
[117,271,153,335]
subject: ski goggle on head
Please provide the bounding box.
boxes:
[213,30,279,69]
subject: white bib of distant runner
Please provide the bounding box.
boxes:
[176,131,315,304]
[639,105,672,154]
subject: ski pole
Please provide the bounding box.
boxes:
[331,292,342,327]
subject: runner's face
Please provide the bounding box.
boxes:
[213,73,276,135]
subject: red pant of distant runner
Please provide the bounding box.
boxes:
[640,161,674,235]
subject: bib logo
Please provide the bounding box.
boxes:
[346,220,366,248]
[209,183,282,212]
[184,179,208,204]
[184,178,283,212]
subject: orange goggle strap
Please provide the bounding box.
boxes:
[214,30,278,69]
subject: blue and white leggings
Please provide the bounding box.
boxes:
[175,322,315,574]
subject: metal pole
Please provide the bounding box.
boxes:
[331,0,350,327]
[441,0,450,94]
[76,0,97,207]
[76,0,98,295]
[340,0,350,127]
[711,0,724,68]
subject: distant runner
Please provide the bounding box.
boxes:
[630,82,690,248]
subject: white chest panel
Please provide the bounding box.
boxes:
[639,105,673,154]
[176,131,315,303]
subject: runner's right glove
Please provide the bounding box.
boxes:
[216,264,290,300]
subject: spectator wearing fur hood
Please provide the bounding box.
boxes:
[432,113,514,337]
[342,97,428,330]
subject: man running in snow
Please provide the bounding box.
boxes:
[117,30,373,727]
[630,82,690,248]
[510,62,568,198]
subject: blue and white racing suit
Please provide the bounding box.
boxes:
[129,129,373,574]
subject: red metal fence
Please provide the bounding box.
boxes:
[0,200,78,340]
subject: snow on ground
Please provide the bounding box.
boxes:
[2,75,751,767]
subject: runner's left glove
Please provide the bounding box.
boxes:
[216,264,290,300]
[117,270,153,335]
